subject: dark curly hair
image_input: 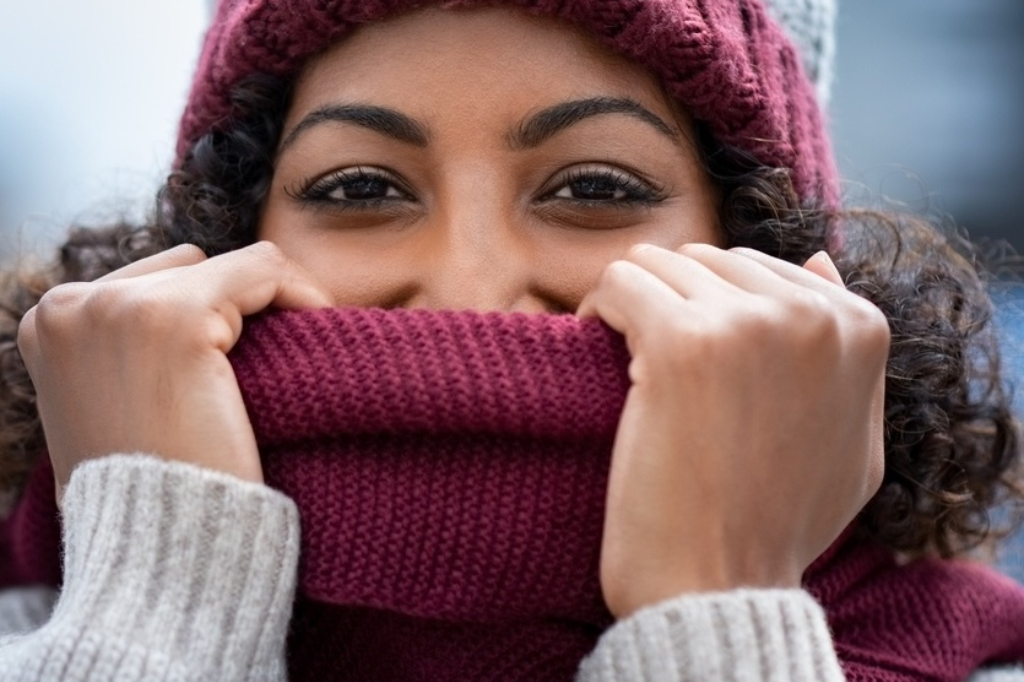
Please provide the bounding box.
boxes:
[0,74,1020,559]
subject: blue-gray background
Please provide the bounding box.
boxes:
[1,2,1022,578]
[831,2,1024,249]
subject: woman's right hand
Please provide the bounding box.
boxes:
[16,242,333,504]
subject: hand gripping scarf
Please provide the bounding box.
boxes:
[2,308,1023,680]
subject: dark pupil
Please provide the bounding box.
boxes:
[343,176,389,200]
[570,175,618,200]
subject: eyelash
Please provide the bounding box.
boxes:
[288,165,666,210]
[540,166,665,206]
[287,166,412,211]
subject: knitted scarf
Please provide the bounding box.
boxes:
[2,308,1023,681]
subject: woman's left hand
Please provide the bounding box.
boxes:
[578,243,888,619]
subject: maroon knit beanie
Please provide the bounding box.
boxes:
[177,0,838,207]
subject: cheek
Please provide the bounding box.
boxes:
[528,209,722,310]
[655,193,726,249]
[276,236,415,307]
[635,212,724,251]
[566,200,723,264]
[257,203,398,307]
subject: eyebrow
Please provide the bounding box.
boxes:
[510,97,681,149]
[278,96,681,153]
[279,104,430,151]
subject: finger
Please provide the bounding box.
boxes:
[94,243,207,283]
[577,259,688,342]
[802,250,844,286]
[727,248,891,347]
[621,244,745,300]
[184,241,334,315]
[672,243,824,299]
[725,246,848,297]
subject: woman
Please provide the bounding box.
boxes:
[0,1,1022,680]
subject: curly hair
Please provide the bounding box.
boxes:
[0,74,1020,558]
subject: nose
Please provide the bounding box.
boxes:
[402,200,551,314]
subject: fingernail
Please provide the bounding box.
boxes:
[812,250,842,278]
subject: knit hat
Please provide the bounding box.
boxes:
[178,0,839,207]
[764,0,837,105]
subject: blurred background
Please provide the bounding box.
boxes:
[1,2,1023,574]
[831,2,1024,250]
[0,1,207,260]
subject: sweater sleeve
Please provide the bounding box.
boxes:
[967,668,1024,681]
[0,454,300,682]
[576,588,847,682]
[1,456,1016,682]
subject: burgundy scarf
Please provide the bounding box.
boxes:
[2,308,1023,681]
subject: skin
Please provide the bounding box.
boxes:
[260,7,721,311]
[17,7,888,620]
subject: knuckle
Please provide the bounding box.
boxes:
[96,287,155,326]
[36,282,87,311]
[624,243,655,262]
[33,283,89,332]
[727,246,768,265]
[247,240,288,268]
[657,313,719,369]
[596,259,635,292]
[752,288,840,350]
[169,242,207,264]
[791,288,833,317]
[82,283,137,323]
[792,291,842,342]
[849,298,891,349]
[678,242,717,257]
[78,282,180,337]
[15,308,38,354]
[726,299,777,338]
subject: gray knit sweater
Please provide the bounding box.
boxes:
[0,455,1019,681]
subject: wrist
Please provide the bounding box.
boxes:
[603,554,803,619]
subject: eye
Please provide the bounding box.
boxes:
[543,166,664,206]
[292,166,412,206]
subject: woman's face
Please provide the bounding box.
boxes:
[259,6,720,313]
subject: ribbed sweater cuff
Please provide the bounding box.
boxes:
[8,454,299,682]
[576,589,845,682]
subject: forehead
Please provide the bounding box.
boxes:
[285,6,685,132]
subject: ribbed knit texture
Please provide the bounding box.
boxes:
[576,589,846,681]
[0,456,299,681]
[177,0,838,207]
[235,309,626,626]
[805,537,1024,681]
[194,0,838,103]
[2,308,1023,681]
[235,308,627,681]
